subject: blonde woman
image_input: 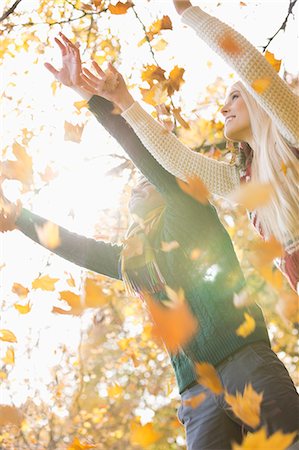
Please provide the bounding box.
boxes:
[110,1,298,291]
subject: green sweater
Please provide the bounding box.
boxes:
[16,96,269,393]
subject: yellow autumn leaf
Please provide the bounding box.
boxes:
[166,66,185,95]
[259,266,283,291]
[84,277,110,307]
[130,420,162,448]
[108,1,133,15]
[276,291,299,323]
[53,290,82,316]
[0,405,23,427]
[251,77,271,94]
[184,392,207,409]
[14,302,31,314]
[236,313,256,338]
[190,248,201,261]
[64,121,84,143]
[0,371,7,379]
[265,51,281,73]
[232,427,296,450]
[195,362,224,394]
[12,282,29,298]
[0,329,17,343]
[107,383,123,398]
[248,235,283,268]
[161,241,180,252]
[35,221,61,250]
[140,84,168,107]
[141,65,166,86]
[31,275,59,291]
[2,348,15,365]
[74,99,88,111]
[228,182,274,210]
[152,39,168,52]
[68,437,96,450]
[225,383,263,428]
[177,176,210,204]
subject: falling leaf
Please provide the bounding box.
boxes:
[12,282,29,298]
[2,348,15,365]
[236,313,256,338]
[161,241,180,252]
[248,235,283,268]
[54,290,82,316]
[84,277,111,307]
[51,80,59,95]
[218,32,242,55]
[39,164,58,182]
[14,302,31,314]
[195,362,224,394]
[130,419,162,448]
[1,142,33,186]
[108,383,123,398]
[228,182,273,210]
[177,176,210,204]
[152,39,168,51]
[0,371,7,379]
[166,66,185,95]
[141,65,166,86]
[251,78,271,94]
[150,15,172,34]
[239,1,247,6]
[184,392,207,408]
[108,1,133,15]
[0,405,23,427]
[35,221,61,250]
[225,383,262,428]
[265,51,281,73]
[64,121,84,143]
[140,84,168,107]
[74,99,88,111]
[276,291,299,323]
[66,274,76,287]
[143,292,198,353]
[0,329,17,343]
[68,437,97,450]
[232,427,296,450]
[32,275,59,291]
[190,248,201,261]
[259,266,283,291]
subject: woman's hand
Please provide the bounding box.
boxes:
[80,62,134,112]
[172,0,192,15]
[44,33,91,100]
[0,187,21,232]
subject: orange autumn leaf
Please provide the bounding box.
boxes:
[1,142,33,186]
[281,161,288,175]
[232,427,296,450]
[161,240,180,252]
[0,405,23,427]
[184,392,207,409]
[225,383,263,428]
[14,302,31,314]
[2,347,15,365]
[32,275,59,291]
[239,1,247,6]
[228,182,274,210]
[144,291,198,354]
[259,265,283,291]
[64,121,84,143]
[39,164,58,183]
[236,313,256,338]
[68,437,97,450]
[190,248,201,261]
[0,329,17,343]
[107,383,123,398]
[84,277,111,307]
[35,221,61,250]
[177,176,210,204]
[166,66,185,95]
[251,77,271,94]
[218,32,242,55]
[74,99,88,111]
[265,51,281,73]
[130,420,162,448]
[54,290,82,316]
[12,282,29,298]
[172,108,190,129]
[150,15,172,35]
[248,235,283,268]
[195,362,224,394]
[276,291,299,323]
[108,1,133,15]
[141,65,166,86]
[140,84,168,107]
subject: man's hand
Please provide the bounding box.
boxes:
[0,187,21,232]
[173,0,192,15]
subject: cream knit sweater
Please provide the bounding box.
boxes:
[121,6,299,198]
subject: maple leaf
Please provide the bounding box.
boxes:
[74,99,88,111]
[31,275,59,291]
[150,15,172,34]
[143,291,199,354]
[225,383,262,428]
[177,175,210,204]
[251,78,271,94]
[68,437,96,450]
[12,282,29,298]
[1,142,33,187]
[2,347,15,365]
[265,51,281,73]
[14,302,31,314]
[84,277,111,307]
[140,84,168,107]
[236,312,256,338]
[39,164,58,183]
[35,221,61,250]
[218,32,242,55]
[54,290,82,316]
[0,329,17,343]
[276,291,299,323]
[141,65,166,86]
[184,392,207,408]
[108,1,133,15]
[166,66,185,95]
[195,362,224,394]
[107,383,123,398]
[64,121,84,143]
[228,182,274,210]
[232,427,296,450]
[130,420,162,448]
[0,405,23,427]
[161,240,180,252]
[259,265,283,291]
[248,235,283,269]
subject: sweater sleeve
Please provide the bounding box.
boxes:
[16,208,122,280]
[121,101,240,197]
[181,6,299,147]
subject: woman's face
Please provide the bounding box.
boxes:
[129,178,164,217]
[221,86,252,143]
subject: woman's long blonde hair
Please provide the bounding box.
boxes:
[234,81,298,246]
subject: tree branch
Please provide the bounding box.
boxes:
[0,0,23,22]
[262,0,298,52]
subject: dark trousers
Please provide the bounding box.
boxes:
[178,342,299,450]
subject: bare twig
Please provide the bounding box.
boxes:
[0,0,23,22]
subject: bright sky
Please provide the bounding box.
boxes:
[1,0,298,411]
